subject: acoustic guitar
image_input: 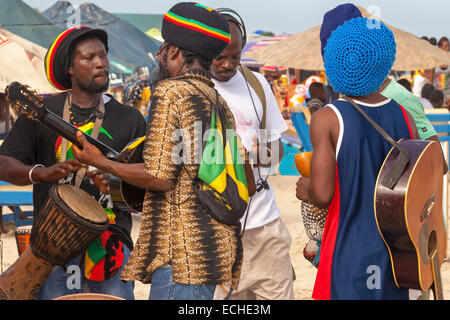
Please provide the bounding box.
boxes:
[374,139,446,300]
[341,96,446,300]
[6,81,146,212]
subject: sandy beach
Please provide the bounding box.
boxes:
[1,174,450,300]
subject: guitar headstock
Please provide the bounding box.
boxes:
[6,82,46,120]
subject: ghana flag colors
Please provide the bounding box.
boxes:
[163,10,230,43]
[84,227,124,281]
[197,105,249,224]
[54,122,113,162]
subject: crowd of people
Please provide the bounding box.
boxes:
[0,1,448,301]
[400,35,450,110]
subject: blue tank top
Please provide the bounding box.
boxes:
[313,98,413,300]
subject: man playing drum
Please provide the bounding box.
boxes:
[0,27,146,299]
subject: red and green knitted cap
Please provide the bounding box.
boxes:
[44,26,108,91]
[162,2,230,60]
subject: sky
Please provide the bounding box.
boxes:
[23,0,449,40]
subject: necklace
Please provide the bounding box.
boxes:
[67,104,96,126]
[66,93,106,127]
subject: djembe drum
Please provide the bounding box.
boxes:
[295,152,328,267]
[14,225,32,256]
[0,184,108,300]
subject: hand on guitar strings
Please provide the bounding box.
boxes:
[72,131,107,170]
[86,169,110,195]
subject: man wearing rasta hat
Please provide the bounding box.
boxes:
[72,2,255,300]
[0,26,146,299]
[295,13,429,299]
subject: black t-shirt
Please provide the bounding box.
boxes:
[0,92,147,249]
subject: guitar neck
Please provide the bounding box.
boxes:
[431,249,444,300]
[42,110,120,161]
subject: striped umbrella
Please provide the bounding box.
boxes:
[241,34,291,70]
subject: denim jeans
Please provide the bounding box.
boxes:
[149,264,226,300]
[36,244,134,300]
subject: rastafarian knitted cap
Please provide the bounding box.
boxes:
[44,26,108,91]
[162,2,230,60]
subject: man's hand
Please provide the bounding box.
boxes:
[32,159,83,183]
[87,170,110,194]
[249,136,284,168]
[296,176,310,201]
[72,131,108,170]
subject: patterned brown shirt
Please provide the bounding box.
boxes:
[120,69,243,289]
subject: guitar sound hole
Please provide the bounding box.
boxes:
[428,231,437,257]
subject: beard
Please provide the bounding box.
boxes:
[157,47,171,82]
[74,74,109,93]
[157,61,171,81]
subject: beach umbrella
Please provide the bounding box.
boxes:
[244,7,450,71]
[0,0,64,49]
[241,34,291,68]
[0,28,58,94]
[43,1,159,75]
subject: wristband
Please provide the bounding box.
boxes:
[29,164,45,184]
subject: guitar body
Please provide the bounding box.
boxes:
[375,139,446,295]
[110,136,146,212]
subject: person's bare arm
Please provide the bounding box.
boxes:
[296,107,338,208]
[0,155,82,185]
[72,131,174,191]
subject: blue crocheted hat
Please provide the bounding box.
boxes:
[323,17,396,97]
[320,3,362,59]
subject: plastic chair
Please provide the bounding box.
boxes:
[426,111,450,159]
[0,181,33,232]
[291,112,312,152]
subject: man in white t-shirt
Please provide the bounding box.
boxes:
[210,10,294,300]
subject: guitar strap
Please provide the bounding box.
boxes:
[342,95,410,189]
[237,64,266,131]
[60,92,105,187]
